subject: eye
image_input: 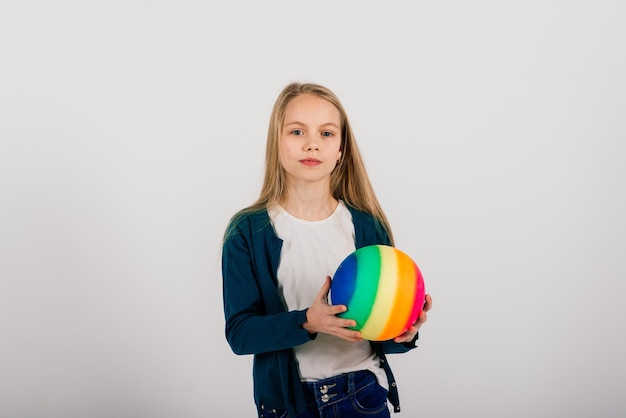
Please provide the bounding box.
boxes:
[291,129,304,136]
[321,131,334,137]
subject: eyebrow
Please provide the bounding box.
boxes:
[284,121,341,130]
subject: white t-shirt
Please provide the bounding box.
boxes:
[268,201,387,389]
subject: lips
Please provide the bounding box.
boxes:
[300,158,321,166]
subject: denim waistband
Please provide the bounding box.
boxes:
[301,370,377,409]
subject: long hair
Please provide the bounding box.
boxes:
[225,82,394,244]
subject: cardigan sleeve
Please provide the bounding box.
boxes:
[375,333,419,354]
[222,223,314,355]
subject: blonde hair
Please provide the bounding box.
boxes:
[227,82,394,244]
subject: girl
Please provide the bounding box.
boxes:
[222,82,432,418]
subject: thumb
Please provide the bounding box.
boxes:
[315,276,332,302]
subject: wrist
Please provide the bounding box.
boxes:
[301,308,315,334]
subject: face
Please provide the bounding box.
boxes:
[279,94,343,190]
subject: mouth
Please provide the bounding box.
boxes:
[300,158,322,166]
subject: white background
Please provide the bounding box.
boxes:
[1,1,625,417]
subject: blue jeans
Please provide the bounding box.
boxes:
[262,370,390,418]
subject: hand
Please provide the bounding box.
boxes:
[302,276,363,342]
[393,294,433,344]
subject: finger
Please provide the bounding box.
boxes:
[413,312,428,332]
[423,294,432,312]
[416,309,428,325]
[337,317,356,328]
[323,316,358,335]
[336,329,362,342]
[324,307,355,329]
[394,326,417,343]
[315,276,332,302]
[327,304,348,315]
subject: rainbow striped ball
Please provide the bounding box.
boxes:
[330,245,426,341]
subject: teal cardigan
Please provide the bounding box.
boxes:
[222,205,417,417]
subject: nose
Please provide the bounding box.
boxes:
[305,139,319,151]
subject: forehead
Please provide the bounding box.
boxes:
[283,94,341,125]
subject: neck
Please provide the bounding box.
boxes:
[280,183,338,221]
